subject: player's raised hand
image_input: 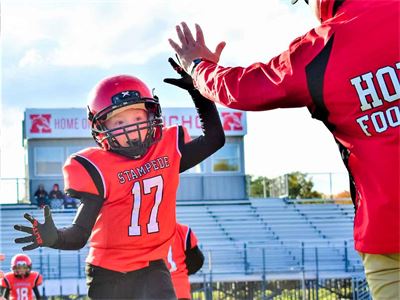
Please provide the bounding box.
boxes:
[168,22,226,74]
[14,205,58,251]
[163,56,194,90]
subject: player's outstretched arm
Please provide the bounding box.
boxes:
[14,193,103,250]
[52,192,104,250]
[164,57,225,172]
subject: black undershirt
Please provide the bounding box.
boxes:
[52,89,225,250]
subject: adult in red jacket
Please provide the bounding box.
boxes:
[169,0,400,298]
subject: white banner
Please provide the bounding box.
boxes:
[24,107,247,139]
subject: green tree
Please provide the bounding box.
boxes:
[287,171,323,199]
[213,160,239,171]
[249,175,271,198]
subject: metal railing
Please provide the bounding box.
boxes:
[262,172,351,200]
[2,242,363,281]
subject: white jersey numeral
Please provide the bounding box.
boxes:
[129,175,164,236]
[16,287,29,300]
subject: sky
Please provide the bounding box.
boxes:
[1,0,347,184]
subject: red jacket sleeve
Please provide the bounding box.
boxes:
[192,26,334,112]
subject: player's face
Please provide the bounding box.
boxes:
[14,264,29,277]
[104,108,149,146]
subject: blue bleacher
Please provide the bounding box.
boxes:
[0,198,363,284]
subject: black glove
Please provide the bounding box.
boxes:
[14,205,58,250]
[163,57,195,90]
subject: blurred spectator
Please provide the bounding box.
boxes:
[63,196,80,209]
[49,183,65,209]
[33,184,48,208]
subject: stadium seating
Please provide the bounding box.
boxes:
[0,198,363,287]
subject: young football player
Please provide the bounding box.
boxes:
[0,253,5,298]
[167,223,204,300]
[0,253,5,279]
[14,58,225,299]
[0,254,42,300]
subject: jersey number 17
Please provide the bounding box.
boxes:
[128,175,164,236]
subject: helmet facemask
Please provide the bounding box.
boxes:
[90,90,163,159]
[12,262,31,278]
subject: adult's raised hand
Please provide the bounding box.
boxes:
[168,22,226,74]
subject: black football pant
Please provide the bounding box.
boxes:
[86,259,177,299]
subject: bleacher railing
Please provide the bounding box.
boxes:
[9,243,369,298]
[8,242,363,281]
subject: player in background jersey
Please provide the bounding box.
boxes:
[0,253,5,299]
[0,254,42,300]
[13,58,225,299]
[166,223,204,300]
[169,0,400,298]
[0,253,5,279]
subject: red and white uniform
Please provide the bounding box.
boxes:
[63,125,187,272]
[192,0,399,254]
[0,271,42,300]
[166,223,199,299]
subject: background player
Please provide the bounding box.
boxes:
[0,254,42,300]
[13,58,225,299]
[167,223,204,300]
[0,253,5,280]
[0,253,5,300]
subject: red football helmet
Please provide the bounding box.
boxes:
[87,75,163,158]
[11,253,32,278]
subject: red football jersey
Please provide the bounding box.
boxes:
[193,0,399,254]
[166,223,199,299]
[0,271,42,300]
[63,125,185,272]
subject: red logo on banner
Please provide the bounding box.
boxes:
[30,114,52,133]
[221,112,243,131]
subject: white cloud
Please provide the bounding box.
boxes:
[4,0,316,69]
[18,49,47,67]
[2,0,345,183]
